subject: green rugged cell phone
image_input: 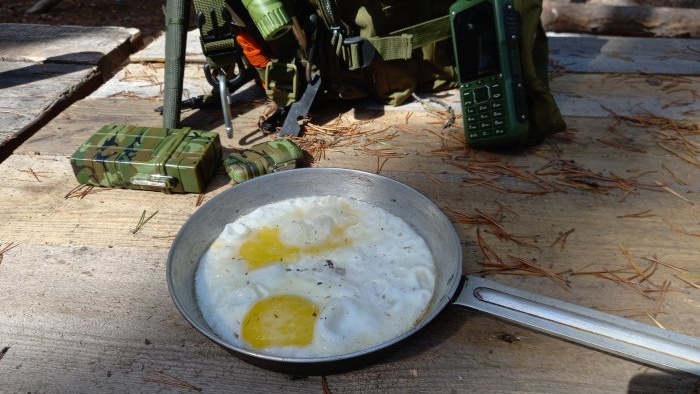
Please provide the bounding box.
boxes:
[450,0,529,147]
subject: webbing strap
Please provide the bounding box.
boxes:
[163,0,189,129]
[345,15,451,68]
[192,0,239,69]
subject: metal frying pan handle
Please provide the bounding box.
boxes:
[454,275,700,376]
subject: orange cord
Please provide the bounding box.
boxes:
[236,32,270,68]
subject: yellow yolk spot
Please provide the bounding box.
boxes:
[239,227,300,269]
[302,225,353,255]
[239,222,356,270]
[241,295,319,348]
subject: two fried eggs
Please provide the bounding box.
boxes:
[195,195,436,357]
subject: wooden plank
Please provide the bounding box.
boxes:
[0,150,698,393]
[542,1,700,38]
[384,71,700,119]
[0,153,230,250]
[89,63,214,101]
[0,24,142,150]
[548,34,700,75]
[130,29,206,64]
[0,60,99,147]
[15,66,700,157]
[0,24,140,71]
[4,112,699,251]
[552,73,700,119]
[0,237,696,394]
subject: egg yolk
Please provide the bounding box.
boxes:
[239,227,300,269]
[303,225,353,255]
[241,295,319,348]
[239,225,354,270]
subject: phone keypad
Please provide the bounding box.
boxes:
[461,75,507,140]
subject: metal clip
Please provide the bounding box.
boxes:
[219,73,233,138]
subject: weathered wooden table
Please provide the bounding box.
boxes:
[0,25,699,393]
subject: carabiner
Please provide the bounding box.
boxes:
[219,73,233,138]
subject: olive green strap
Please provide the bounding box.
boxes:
[163,0,189,129]
[192,0,239,69]
[368,16,452,61]
[338,14,451,70]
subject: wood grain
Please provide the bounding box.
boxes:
[0,24,140,149]
[543,1,700,38]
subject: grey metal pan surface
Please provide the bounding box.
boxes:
[166,168,700,376]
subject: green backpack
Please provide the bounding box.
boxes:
[190,0,565,143]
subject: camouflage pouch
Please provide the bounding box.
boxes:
[515,0,567,141]
[223,139,303,183]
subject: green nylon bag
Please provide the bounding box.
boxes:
[310,0,458,106]
[191,0,565,141]
[515,0,567,140]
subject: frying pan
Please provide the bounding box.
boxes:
[166,168,700,376]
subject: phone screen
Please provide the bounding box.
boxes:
[452,2,501,81]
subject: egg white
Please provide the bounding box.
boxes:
[195,195,436,357]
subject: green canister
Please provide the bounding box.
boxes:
[242,0,291,40]
[69,125,221,193]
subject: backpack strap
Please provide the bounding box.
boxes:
[191,0,264,137]
[192,0,239,70]
[365,16,452,63]
[330,13,451,70]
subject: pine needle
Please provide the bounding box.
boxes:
[673,274,700,289]
[619,244,645,278]
[662,219,700,237]
[641,256,688,273]
[0,242,17,265]
[645,313,666,329]
[143,370,201,392]
[549,228,575,251]
[507,254,571,290]
[132,210,159,234]
[616,210,655,219]
[654,181,695,205]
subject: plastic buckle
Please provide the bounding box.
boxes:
[342,36,376,70]
[196,8,239,68]
[264,60,299,106]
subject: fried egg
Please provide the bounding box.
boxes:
[195,195,436,357]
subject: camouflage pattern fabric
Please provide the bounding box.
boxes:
[223,139,303,183]
[70,125,222,193]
